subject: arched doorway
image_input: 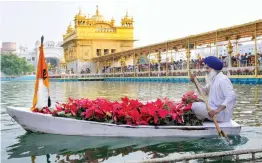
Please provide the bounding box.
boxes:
[46,57,60,75]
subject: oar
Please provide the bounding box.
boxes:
[190,74,231,143]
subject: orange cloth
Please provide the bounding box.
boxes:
[31,44,49,110]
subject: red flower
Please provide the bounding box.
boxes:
[121,96,129,105]
[158,109,169,118]
[183,103,192,111]
[81,109,93,119]
[33,91,198,126]
[155,98,164,108]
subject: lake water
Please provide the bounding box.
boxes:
[1,81,262,163]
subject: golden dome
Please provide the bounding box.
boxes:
[91,5,105,21]
[75,8,86,20]
[66,23,74,33]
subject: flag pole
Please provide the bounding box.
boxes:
[31,36,51,110]
[41,36,51,107]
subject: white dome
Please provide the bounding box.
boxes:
[91,14,105,21]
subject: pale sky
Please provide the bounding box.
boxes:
[0,0,262,50]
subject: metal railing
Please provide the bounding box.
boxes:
[126,148,262,163]
[51,65,262,79]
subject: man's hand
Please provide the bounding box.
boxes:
[195,98,204,102]
[208,105,226,118]
[208,110,219,118]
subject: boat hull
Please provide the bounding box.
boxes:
[7,106,241,137]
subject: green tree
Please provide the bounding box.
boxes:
[1,53,35,76]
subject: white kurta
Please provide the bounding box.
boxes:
[192,72,236,122]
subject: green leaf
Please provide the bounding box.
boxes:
[65,113,72,117]
[57,111,65,116]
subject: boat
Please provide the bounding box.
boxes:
[6,36,242,138]
[7,106,241,137]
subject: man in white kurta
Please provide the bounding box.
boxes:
[191,56,236,122]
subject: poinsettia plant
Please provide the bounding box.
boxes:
[32,91,202,126]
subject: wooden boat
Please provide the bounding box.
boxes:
[7,106,241,138]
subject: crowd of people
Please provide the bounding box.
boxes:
[230,53,262,67]
[60,53,262,75]
[100,52,261,74]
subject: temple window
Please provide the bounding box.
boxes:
[96,49,101,56]
[84,52,89,57]
[111,49,116,54]
[104,49,109,55]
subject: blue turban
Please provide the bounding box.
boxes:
[204,56,223,70]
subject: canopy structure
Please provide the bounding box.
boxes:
[92,19,262,62]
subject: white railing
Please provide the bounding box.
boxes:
[127,148,262,163]
[50,65,261,79]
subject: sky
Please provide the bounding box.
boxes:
[0,0,262,50]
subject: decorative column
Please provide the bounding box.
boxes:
[254,24,258,77]
[120,56,126,74]
[103,60,106,74]
[120,58,123,74]
[157,52,161,76]
[136,56,140,73]
[148,47,151,77]
[227,41,233,68]
[215,32,218,57]
[133,53,136,77]
[171,51,174,75]
[235,39,238,67]
[113,57,115,77]
[97,61,100,74]
[166,43,168,76]
[210,43,212,56]
[186,46,191,77]
[148,53,151,77]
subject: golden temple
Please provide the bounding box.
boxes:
[61,6,135,73]
[60,6,262,80]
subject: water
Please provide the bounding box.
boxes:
[1,81,262,163]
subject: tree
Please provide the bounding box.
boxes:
[1,53,35,76]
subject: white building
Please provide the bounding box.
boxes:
[18,45,37,70]
[18,41,64,74]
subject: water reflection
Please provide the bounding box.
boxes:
[7,132,248,163]
[233,85,262,126]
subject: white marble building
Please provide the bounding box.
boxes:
[18,41,64,74]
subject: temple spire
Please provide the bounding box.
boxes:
[96,5,99,15]
[78,7,82,15]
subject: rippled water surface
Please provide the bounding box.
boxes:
[1,81,262,163]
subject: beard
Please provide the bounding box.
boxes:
[205,69,218,87]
